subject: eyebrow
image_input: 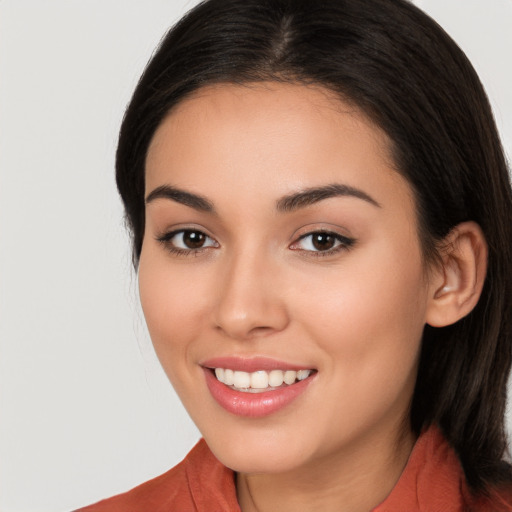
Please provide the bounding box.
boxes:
[275,183,381,212]
[145,185,215,212]
[145,182,380,214]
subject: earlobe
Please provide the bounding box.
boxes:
[426,222,487,328]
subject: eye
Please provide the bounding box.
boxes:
[157,229,219,254]
[290,231,355,254]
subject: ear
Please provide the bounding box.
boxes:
[425,221,488,328]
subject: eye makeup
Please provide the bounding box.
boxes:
[290,230,356,258]
[155,226,356,259]
[156,228,219,257]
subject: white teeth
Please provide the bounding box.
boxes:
[283,370,296,385]
[297,369,311,381]
[268,369,284,387]
[224,369,234,386]
[251,371,269,389]
[213,368,313,391]
[233,370,251,389]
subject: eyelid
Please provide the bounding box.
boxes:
[155,222,216,241]
[289,228,356,255]
[154,223,354,257]
[156,226,220,256]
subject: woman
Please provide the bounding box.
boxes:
[78,0,512,510]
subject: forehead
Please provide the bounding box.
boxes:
[148,82,393,163]
[163,82,366,127]
[145,82,410,213]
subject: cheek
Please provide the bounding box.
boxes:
[297,241,428,385]
[292,254,427,441]
[137,251,211,377]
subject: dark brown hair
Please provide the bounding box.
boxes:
[116,0,512,494]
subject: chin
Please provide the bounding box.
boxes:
[201,424,316,474]
[212,445,308,475]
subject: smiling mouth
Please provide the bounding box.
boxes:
[203,361,317,417]
[213,368,315,393]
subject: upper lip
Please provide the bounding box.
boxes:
[200,356,315,373]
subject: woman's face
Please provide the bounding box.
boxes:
[139,83,436,474]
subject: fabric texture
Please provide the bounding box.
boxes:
[76,426,512,512]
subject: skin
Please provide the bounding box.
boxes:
[139,82,451,511]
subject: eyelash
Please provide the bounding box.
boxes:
[290,231,355,257]
[156,229,355,258]
[156,229,219,257]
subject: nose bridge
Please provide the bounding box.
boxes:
[213,242,289,339]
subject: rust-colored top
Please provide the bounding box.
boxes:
[76,427,512,512]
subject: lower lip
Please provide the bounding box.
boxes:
[203,368,315,418]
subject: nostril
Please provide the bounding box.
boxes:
[249,326,278,336]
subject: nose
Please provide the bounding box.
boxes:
[212,249,290,340]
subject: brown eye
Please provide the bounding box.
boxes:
[182,230,207,249]
[291,230,355,254]
[158,229,218,253]
[311,233,336,251]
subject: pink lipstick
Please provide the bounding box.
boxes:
[201,357,316,418]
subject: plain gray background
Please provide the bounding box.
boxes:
[1,1,511,511]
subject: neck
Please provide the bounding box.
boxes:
[236,422,415,512]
